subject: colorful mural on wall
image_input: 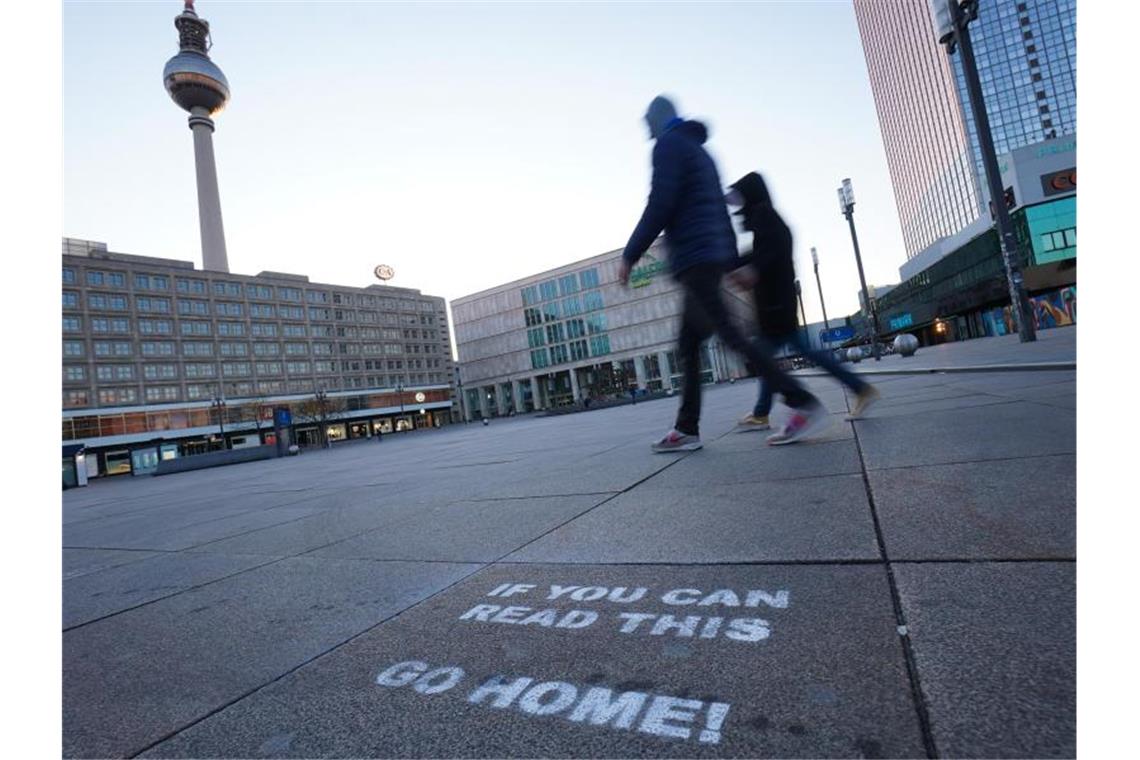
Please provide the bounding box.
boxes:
[981,286,1075,336]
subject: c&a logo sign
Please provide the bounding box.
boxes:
[1040,167,1076,197]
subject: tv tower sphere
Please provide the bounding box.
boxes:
[163,0,230,116]
[162,0,231,273]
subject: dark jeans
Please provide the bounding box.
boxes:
[675,264,816,436]
[754,331,869,417]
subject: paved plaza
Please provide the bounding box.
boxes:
[62,329,1076,759]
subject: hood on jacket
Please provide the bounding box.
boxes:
[645,95,678,139]
[729,172,772,213]
[673,119,709,144]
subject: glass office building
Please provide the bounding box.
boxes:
[452,242,751,419]
[853,0,1076,264]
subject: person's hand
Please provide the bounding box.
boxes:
[618,259,633,287]
[727,268,757,290]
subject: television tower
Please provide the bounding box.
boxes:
[162,0,231,273]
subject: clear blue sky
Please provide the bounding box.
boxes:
[64,0,907,326]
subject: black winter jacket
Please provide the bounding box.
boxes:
[729,172,799,337]
[622,120,736,277]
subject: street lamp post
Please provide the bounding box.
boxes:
[396,379,405,428]
[211,395,226,447]
[811,247,830,333]
[929,0,1035,343]
[794,279,811,356]
[837,178,882,360]
[314,387,330,448]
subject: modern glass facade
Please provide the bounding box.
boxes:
[522,267,612,370]
[853,0,982,259]
[854,0,1076,261]
[950,0,1076,184]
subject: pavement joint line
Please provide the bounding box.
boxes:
[63,486,326,529]
[801,361,1075,378]
[62,553,288,634]
[889,557,1076,564]
[857,397,1023,418]
[863,451,1075,474]
[465,491,622,502]
[849,396,940,760]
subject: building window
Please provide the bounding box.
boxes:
[558,274,580,296]
[64,390,89,407]
[115,365,135,380]
[583,291,604,311]
[524,307,542,327]
[246,284,274,300]
[183,342,213,357]
[213,281,242,297]
[586,313,607,334]
[64,366,86,382]
[549,344,569,364]
[88,293,108,310]
[109,295,128,311]
[220,342,249,357]
[141,341,175,356]
[305,290,329,304]
[539,280,559,301]
[86,271,104,287]
[143,364,178,380]
[521,285,539,306]
[222,362,251,377]
[566,318,586,339]
[530,348,549,369]
[218,321,246,337]
[589,334,611,357]
[579,268,600,290]
[279,287,302,302]
[184,363,216,378]
[63,268,76,285]
[137,297,171,313]
[64,341,85,357]
[256,362,283,375]
[145,386,180,402]
[251,322,279,337]
[569,339,589,361]
[177,278,207,294]
[138,319,173,335]
[178,299,209,316]
[250,304,275,318]
[114,342,132,356]
[216,302,244,317]
[63,291,79,309]
[546,323,566,343]
[180,320,211,336]
[253,342,281,356]
[64,316,83,332]
[111,318,131,333]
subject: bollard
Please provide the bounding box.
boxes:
[893,333,919,357]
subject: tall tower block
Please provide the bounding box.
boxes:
[162,0,231,273]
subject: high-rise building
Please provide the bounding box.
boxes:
[850,0,1076,348]
[62,239,458,476]
[853,0,1075,270]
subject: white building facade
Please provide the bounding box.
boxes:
[452,243,753,420]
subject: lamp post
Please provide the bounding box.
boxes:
[929,0,1035,342]
[396,379,405,428]
[811,247,830,333]
[314,387,330,448]
[837,178,882,360]
[211,395,226,447]
[795,280,811,356]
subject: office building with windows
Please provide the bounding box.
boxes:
[452,243,752,420]
[62,238,457,476]
[852,0,1076,345]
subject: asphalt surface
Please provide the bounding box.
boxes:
[62,327,1076,758]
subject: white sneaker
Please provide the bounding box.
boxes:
[651,429,703,453]
[766,403,832,445]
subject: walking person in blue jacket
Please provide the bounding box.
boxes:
[724,172,880,429]
[619,96,831,449]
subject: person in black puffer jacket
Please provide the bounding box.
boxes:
[620,96,827,448]
[725,172,879,428]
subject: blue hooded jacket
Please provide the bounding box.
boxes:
[622,120,737,277]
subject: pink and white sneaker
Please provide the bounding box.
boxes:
[651,429,703,453]
[766,403,832,445]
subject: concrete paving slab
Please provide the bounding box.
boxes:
[644,440,863,489]
[64,551,276,628]
[505,475,879,564]
[872,455,1075,560]
[141,563,925,759]
[63,504,326,552]
[63,557,480,759]
[185,502,431,557]
[893,562,1075,758]
[62,548,161,580]
[310,495,611,563]
[853,401,1075,470]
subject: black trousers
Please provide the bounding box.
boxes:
[674,264,815,436]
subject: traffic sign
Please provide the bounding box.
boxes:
[820,326,855,343]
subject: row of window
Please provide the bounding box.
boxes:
[523,292,605,327]
[65,270,443,314]
[64,373,453,410]
[528,334,612,370]
[520,268,602,306]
